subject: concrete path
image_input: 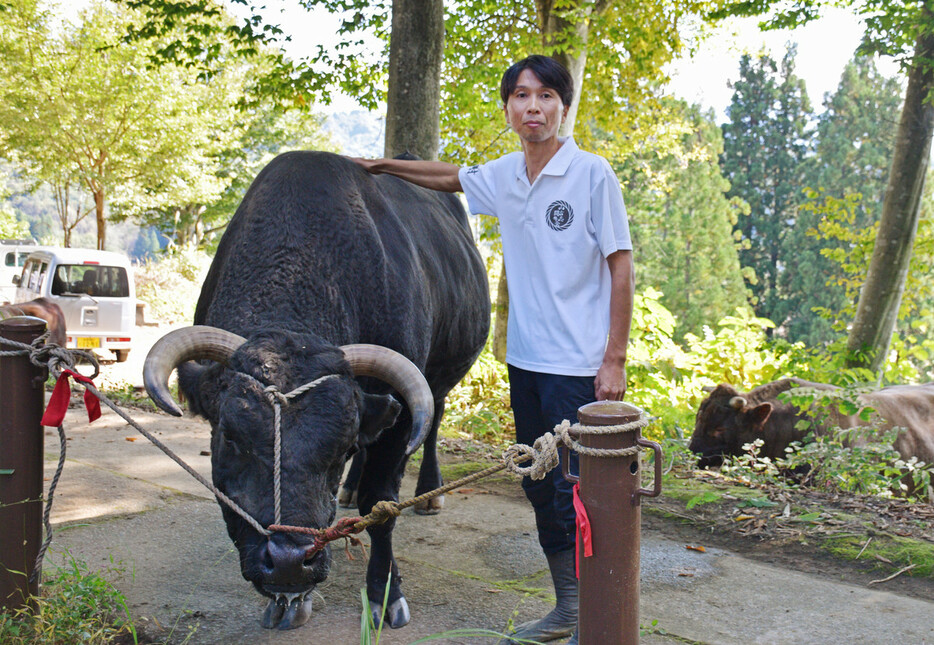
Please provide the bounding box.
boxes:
[32,405,934,644]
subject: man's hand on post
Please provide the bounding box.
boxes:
[595,360,627,401]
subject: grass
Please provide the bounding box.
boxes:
[0,553,136,645]
[821,533,934,577]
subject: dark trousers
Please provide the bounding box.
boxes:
[508,364,595,555]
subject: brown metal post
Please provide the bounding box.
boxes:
[563,400,662,645]
[0,317,48,612]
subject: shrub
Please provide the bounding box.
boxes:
[134,248,211,324]
[0,553,136,645]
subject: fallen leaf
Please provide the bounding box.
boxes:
[125,437,137,442]
[685,545,706,552]
[200,450,211,457]
[734,514,754,521]
[678,572,695,577]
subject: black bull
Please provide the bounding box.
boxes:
[143,151,490,631]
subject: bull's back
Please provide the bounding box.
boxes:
[196,151,489,389]
[862,384,934,463]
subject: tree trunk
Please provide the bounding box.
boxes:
[537,0,590,138]
[94,189,106,250]
[492,257,508,363]
[490,2,593,363]
[383,0,443,160]
[845,31,934,374]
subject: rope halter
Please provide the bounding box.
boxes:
[241,373,340,527]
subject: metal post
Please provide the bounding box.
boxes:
[563,401,662,645]
[0,317,47,612]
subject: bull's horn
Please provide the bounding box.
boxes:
[340,344,434,455]
[143,325,246,417]
[729,396,747,410]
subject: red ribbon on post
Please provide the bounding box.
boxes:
[572,482,593,577]
[41,369,101,427]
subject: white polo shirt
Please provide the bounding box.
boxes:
[459,137,632,376]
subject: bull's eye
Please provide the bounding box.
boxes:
[220,434,243,457]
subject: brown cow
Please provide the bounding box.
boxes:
[0,297,67,346]
[690,378,934,469]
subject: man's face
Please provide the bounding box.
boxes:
[504,68,568,144]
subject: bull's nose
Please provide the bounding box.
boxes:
[259,535,322,584]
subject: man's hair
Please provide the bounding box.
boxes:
[500,55,574,108]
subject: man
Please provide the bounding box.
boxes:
[352,54,634,645]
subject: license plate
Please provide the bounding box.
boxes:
[76,337,100,349]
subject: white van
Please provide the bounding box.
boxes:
[14,248,136,362]
[1,240,43,304]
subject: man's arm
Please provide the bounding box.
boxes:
[595,249,635,401]
[350,157,462,193]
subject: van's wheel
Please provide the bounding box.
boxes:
[114,349,130,363]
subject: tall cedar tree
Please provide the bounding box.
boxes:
[720,48,813,331]
[779,54,901,346]
[622,101,750,339]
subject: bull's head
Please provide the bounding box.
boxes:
[142,326,433,630]
[689,385,773,468]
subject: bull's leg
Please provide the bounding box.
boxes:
[358,432,410,629]
[413,399,444,515]
[338,448,365,508]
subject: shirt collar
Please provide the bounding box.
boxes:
[515,137,579,182]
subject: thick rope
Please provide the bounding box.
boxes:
[29,424,66,583]
[273,410,653,556]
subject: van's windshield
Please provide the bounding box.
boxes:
[51,264,130,298]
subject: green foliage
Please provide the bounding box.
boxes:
[780,54,901,346]
[627,287,803,436]
[803,170,934,382]
[134,248,212,323]
[620,100,751,339]
[442,339,515,446]
[0,553,136,645]
[439,0,722,166]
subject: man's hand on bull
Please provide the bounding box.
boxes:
[595,360,627,401]
[348,156,382,174]
[346,155,463,193]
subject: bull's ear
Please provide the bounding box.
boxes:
[358,393,402,447]
[177,362,216,419]
[747,402,773,429]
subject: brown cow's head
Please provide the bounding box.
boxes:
[689,384,773,468]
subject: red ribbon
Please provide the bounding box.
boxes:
[572,482,593,577]
[41,369,101,427]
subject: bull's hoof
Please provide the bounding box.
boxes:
[261,594,313,630]
[413,494,443,515]
[370,596,410,629]
[337,486,357,508]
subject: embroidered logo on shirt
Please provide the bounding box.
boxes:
[545,200,574,231]
[466,165,480,175]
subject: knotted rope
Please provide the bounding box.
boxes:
[273,409,652,558]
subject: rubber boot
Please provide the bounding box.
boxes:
[500,549,577,644]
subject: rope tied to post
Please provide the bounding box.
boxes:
[552,414,652,458]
